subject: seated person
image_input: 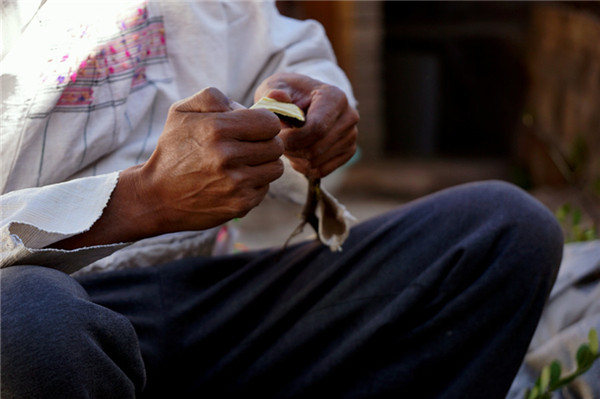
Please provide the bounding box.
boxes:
[0,1,563,398]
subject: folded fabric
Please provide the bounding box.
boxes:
[507,240,600,399]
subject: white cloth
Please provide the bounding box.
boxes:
[507,240,600,399]
[0,0,355,274]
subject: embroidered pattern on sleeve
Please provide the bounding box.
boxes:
[3,1,175,189]
[33,3,169,114]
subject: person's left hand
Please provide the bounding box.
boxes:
[254,72,359,179]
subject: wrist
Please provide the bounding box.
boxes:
[118,163,166,240]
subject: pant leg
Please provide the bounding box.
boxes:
[78,180,562,398]
[0,266,146,399]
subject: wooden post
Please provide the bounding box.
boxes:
[518,4,600,190]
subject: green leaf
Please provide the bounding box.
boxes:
[549,360,562,386]
[576,344,594,370]
[527,386,539,399]
[583,228,597,241]
[572,208,582,226]
[589,328,598,355]
[539,365,551,391]
[555,204,569,223]
[524,328,600,397]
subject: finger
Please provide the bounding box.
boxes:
[306,128,357,169]
[229,100,245,111]
[251,158,285,185]
[315,148,356,177]
[214,159,284,218]
[224,136,284,167]
[283,107,357,164]
[228,108,282,141]
[288,144,355,179]
[281,88,347,151]
[280,113,334,152]
[264,89,293,104]
[254,72,318,109]
[285,156,312,177]
[284,123,356,178]
[305,87,347,129]
[307,116,358,161]
[173,87,233,113]
[235,159,285,188]
[225,183,270,220]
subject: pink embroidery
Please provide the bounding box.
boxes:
[57,87,94,106]
[56,2,167,107]
[216,226,229,244]
[131,67,147,86]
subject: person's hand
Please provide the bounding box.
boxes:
[53,87,284,249]
[254,72,359,179]
[140,87,284,234]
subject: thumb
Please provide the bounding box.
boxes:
[174,87,234,113]
[263,89,293,104]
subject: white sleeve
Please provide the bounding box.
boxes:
[0,172,130,274]
[222,0,356,108]
[0,1,166,272]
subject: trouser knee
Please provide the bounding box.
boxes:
[472,181,563,277]
[442,181,564,303]
[1,266,145,398]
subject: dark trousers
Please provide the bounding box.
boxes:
[1,181,564,398]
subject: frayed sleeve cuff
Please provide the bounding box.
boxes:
[1,172,130,274]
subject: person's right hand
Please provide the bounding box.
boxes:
[52,87,284,250]
[139,87,285,235]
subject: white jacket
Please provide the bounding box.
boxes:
[0,0,355,274]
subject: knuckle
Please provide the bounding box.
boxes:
[233,200,252,218]
[325,84,346,105]
[226,169,245,187]
[199,86,221,99]
[272,136,285,155]
[305,146,323,162]
[345,142,357,157]
[272,158,285,179]
[236,189,264,215]
[194,87,230,112]
[348,126,359,142]
[203,115,228,137]
[349,108,360,125]
[170,99,186,114]
[213,148,236,172]
[253,185,270,205]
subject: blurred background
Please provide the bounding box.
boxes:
[238,1,600,249]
